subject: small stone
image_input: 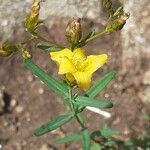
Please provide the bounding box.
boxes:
[38,88,44,94]
[13,106,24,116]
[40,144,52,150]
[10,99,17,108]
[27,75,33,82]
[0,90,5,112]
[138,87,150,103]
[143,70,150,85]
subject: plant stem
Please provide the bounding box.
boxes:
[68,87,75,113]
[86,30,109,43]
[75,114,85,129]
[68,87,86,130]
[21,36,36,45]
[32,32,62,47]
[76,30,109,48]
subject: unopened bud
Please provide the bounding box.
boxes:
[0,45,19,57]
[65,18,82,45]
[105,12,129,32]
[25,0,42,33]
[103,0,112,11]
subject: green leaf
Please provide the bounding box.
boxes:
[37,43,62,53]
[100,124,119,138]
[54,133,81,144]
[90,144,101,150]
[82,128,91,150]
[34,113,73,136]
[75,96,113,109]
[85,71,116,98]
[24,59,69,99]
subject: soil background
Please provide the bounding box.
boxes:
[0,0,150,150]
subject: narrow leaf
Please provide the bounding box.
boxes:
[100,124,119,138]
[55,134,81,144]
[82,129,90,150]
[37,43,62,52]
[34,113,73,136]
[24,59,68,99]
[75,96,113,109]
[90,144,101,150]
[85,71,116,98]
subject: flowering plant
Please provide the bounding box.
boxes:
[0,0,129,149]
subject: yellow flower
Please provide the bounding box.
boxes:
[50,48,108,91]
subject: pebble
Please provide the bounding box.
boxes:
[0,90,4,112]
[40,144,52,150]
[38,87,44,94]
[10,99,18,109]
[13,106,24,116]
[139,87,150,104]
[143,70,150,85]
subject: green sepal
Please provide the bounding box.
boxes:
[23,59,69,99]
[34,113,73,136]
[85,71,116,98]
[75,96,113,109]
[37,43,63,53]
[54,133,81,144]
[90,144,101,150]
[82,128,91,150]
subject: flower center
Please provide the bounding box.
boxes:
[72,57,87,71]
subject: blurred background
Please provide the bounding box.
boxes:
[0,0,150,149]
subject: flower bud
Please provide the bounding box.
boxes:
[25,0,42,33]
[0,45,19,57]
[105,12,129,32]
[103,0,112,11]
[65,18,82,45]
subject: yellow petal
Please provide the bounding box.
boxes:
[73,71,92,91]
[50,48,73,61]
[85,54,108,74]
[50,48,76,74]
[57,57,76,74]
[72,48,86,61]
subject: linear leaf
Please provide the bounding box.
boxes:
[34,113,73,136]
[82,128,90,150]
[24,59,68,99]
[75,96,113,109]
[85,71,116,98]
[54,134,81,144]
[37,43,62,52]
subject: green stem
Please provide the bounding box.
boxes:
[86,30,109,43]
[68,87,75,113]
[75,114,85,130]
[68,87,86,130]
[32,32,62,47]
[76,30,109,48]
[21,36,36,45]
